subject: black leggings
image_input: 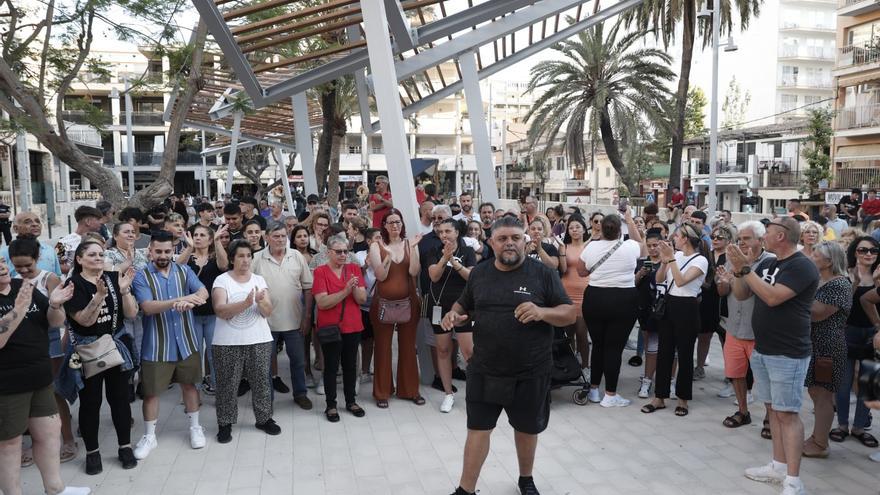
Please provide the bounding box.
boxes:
[78,365,132,452]
[655,295,701,400]
[321,332,362,409]
[582,286,639,393]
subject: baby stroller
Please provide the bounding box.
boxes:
[550,327,590,405]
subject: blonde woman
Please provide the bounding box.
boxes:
[800,221,822,259]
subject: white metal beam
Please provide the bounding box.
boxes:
[201,140,257,157]
[224,111,243,196]
[184,121,298,152]
[292,93,319,196]
[362,0,420,232]
[459,51,499,205]
[384,0,416,51]
[346,25,375,137]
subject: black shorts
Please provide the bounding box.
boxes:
[466,372,551,435]
[360,309,374,340]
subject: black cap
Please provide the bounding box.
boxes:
[307,194,319,204]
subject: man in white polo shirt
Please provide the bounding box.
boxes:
[251,223,314,410]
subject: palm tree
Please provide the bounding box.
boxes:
[623,0,762,198]
[313,75,358,206]
[524,22,674,194]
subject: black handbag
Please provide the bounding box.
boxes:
[317,267,349,344]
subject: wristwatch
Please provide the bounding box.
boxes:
[735,266,751,278]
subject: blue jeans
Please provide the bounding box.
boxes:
[751,350,810,413]
[193,315,217,388]
[836,325,875,430]
[272,330,307,397]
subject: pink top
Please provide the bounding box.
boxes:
[561,242,589,305]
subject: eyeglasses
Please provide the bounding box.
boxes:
[315,222,329,228]
[331,249,349,255]
[431,216,447,221]
[856,247,880,255]
[710,234,729,241]
[385,220,403,226]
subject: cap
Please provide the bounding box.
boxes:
[307,194,319,204]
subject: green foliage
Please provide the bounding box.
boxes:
[721,76,751,129]
[799,108,833,197]
[623,142,655,187]
[684,86,707,139]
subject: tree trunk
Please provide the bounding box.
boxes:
[326,118,346,206]
[598,107,635,195]
[314,84,337,196]
[129,21,208,210]
[668,1,696,201]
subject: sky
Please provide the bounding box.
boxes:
[94,0,784,129]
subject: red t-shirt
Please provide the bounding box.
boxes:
[370,191,392,228]
[862,198,880,216]
[669,192,685,207]
[313,263,366,334]
[415,187,427,206]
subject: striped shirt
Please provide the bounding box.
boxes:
[133,263,205,362]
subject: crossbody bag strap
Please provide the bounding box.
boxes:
[103,273,119,336]
[667,254,699,292]
[587,239,624,274]
[337,265,347,325]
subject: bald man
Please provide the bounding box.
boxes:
[0,212,62,277]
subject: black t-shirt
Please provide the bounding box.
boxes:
[526,242,559,264]
[457,258,572,377]
[848,285,878,328]
[752,252,819,359]
[0,279,52,395]
[426,244,477,311]
[417,232,443,295]
[188,257,226,316]
[839,196,860,217]
[65,271,124,337]
[352,240,369,254]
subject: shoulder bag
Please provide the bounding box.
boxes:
[585,239,624,275]
[377,242,412,325]
[70,274,124,379]
[650,254,698,321]
[316,266,348,344]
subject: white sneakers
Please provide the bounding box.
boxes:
[744,462,786,484]
[599,394,631,408]
[440,394,455,413]
[315,372,325,395]
[56,487,91,495]
[587,387,602,403]
[781,479,806,495]
[717,381,734,398]
[870,451,880,462]
[638,378,652,399]
[190,426,206,449]
[133,434,157,460]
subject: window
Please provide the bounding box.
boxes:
[780,94,798,113]
[556,156,565,171]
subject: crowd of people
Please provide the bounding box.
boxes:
[0,180,879,495]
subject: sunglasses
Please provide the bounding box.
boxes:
[710,234,728,241]
[331,248,349,255]
[856,247,880,255]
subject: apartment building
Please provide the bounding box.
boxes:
[777,0,837,120]
[832,0,880,190]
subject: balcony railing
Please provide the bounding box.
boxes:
[838,43,880,68]
[694,160,748,175]
[104,150,204,166]
[779,21,835,31]
[779,45,835,60]
[836,103,880,130]
[765,171,802,188]
[71,190,103,201]
[834,163,880,188]
[60,110,112,125]
[778,76,833,89]
[839,0,880,10]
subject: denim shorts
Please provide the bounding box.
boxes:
[47,327,63,359]
[750,350,809,413]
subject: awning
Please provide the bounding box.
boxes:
[834,144,880,161]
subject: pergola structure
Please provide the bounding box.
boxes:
[189,0,644,230]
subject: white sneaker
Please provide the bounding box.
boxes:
[189,426,206,449]
[316,373,325,395]
[440,394,455,413]
[869,451,880,463]
[306,375,317,389]
[638,378,652,399]
[587,387,602,403]
[359,372,373,384]
[57,487,92,495]
[744,462,785,484]
[599,394,631,408]
[781,478,806,495]
[717,381,734,398]
[133,434,157,460]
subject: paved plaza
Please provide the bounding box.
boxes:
[20,342,879,495]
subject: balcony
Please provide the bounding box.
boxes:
[61,110,112,126]
[834,162,880,188]
[836,44,880,76]
[692,160,749,175]
[127,112,165,126]
[777,76,833,89]
[778,45,835,61]
[779,21,835,34]
[763,171,802,189]
[838,0,880,16]
[836,104,880,135]
[104,150,204,167]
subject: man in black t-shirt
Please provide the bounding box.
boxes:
[442,216,576,495]
[838,188,861,225]
[728,216,819,494]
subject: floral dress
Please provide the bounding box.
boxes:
[804,276,851,392]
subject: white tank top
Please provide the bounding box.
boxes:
[20,270,52,297]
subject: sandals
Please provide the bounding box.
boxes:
[21,448,34,468]
[346,403,366,418]
[411,396,426,406]
[723,411,752,428]
[829,428,849,443]
[60,441,78,463]
[674,406,689,417]
[376,399,389,409]
[641,403,666,414]
[852,431,879,448]
[802,436,830,458]
[325,408,340,423]
[761,419,772,440]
